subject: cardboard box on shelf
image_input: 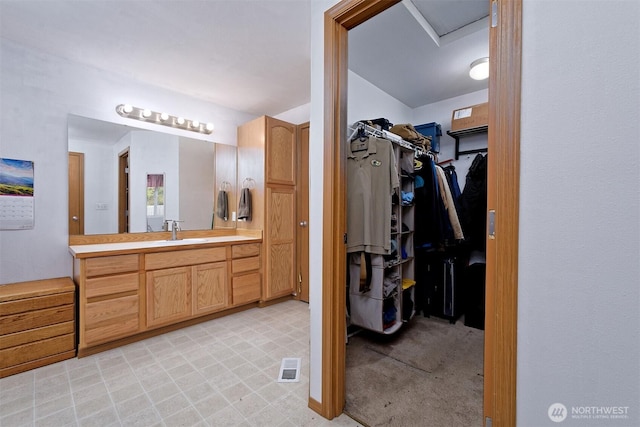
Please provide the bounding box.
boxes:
[451,102,488,132]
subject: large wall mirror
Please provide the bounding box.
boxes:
[68,114,237,235]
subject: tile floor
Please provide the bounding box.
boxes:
[0,300,361,427]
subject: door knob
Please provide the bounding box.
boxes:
[72,216,79,221]
[299,220,308,227]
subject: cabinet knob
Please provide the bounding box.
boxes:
[299,220,308,227]
[72,216,79,221]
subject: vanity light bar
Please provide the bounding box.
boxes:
[115,104,214,134]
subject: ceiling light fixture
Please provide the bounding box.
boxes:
[115,104,214,135]
[469,57,489,80]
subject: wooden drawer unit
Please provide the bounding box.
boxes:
[0,277,76,378]
[231,243,262,305]
[78,254,141,353]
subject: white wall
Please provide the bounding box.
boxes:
[347,71,413,126]
[308,0,338,403]
[129,132,179,233]
[517,1,639,425]
[274,102,311,125]
[179,137,215,230]
[0,39,256,284]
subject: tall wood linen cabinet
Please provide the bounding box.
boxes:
[237,116,297,302]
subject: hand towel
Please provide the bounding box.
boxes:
[238,187,252,221]
[216,190,228,221]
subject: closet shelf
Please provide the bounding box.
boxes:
[446,125,488,160]
[384,256,414,269]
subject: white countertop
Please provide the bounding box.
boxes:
[69,235,259,256]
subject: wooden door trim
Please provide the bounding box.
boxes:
[118,149,129,233]
[320,0,402,419]
[68,152,85,236]
[296,122,310,302]
[319,0,522,425]
[485,1,522,425]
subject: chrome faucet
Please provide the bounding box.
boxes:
[167,219,183,240]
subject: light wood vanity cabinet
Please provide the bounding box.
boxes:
[238,116,297,302]
[79,254,141,348]
[145,247,227,328]
[72,238,260,356]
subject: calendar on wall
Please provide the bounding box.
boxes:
[0,158,35,230]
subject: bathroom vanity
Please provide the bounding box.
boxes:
[67,114,302,358]
[69,231,263,357]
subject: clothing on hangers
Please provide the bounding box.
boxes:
[346,134,399,255]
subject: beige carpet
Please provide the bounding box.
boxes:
[344,315,484,427]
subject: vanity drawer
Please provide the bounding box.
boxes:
[232,273,261,305]
[85,273,139,299]
[232,243,261,259]
[145,247,226,270]
[85,255,139,277]
[84,294,140,345]
[232,256,261,274]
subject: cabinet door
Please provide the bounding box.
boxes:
[265,186,296,299]
[266,117,296,185]
[146,267,191,328]
[192,262,228,316]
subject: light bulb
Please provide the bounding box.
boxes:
[142,109,152,118]
[160,112,169,121]
[205,123,214,132]
[191,120,200,128]
[176,117,185,125]
[123,104,133,113]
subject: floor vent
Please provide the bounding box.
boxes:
[277,357,301,382]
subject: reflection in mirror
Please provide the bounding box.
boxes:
[146,174,165,232]
[214,143,238,229]
[68,115,237,235]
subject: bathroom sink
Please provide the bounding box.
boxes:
[149,238,209,245]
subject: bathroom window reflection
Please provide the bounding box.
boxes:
[146,173,165,231]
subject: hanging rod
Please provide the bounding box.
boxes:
[348,122,429,157]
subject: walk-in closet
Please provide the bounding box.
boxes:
[343,2,490,425]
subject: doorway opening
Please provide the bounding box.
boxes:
[342,3,487,425]
[318,1,522,425]
[118,149,130,233]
